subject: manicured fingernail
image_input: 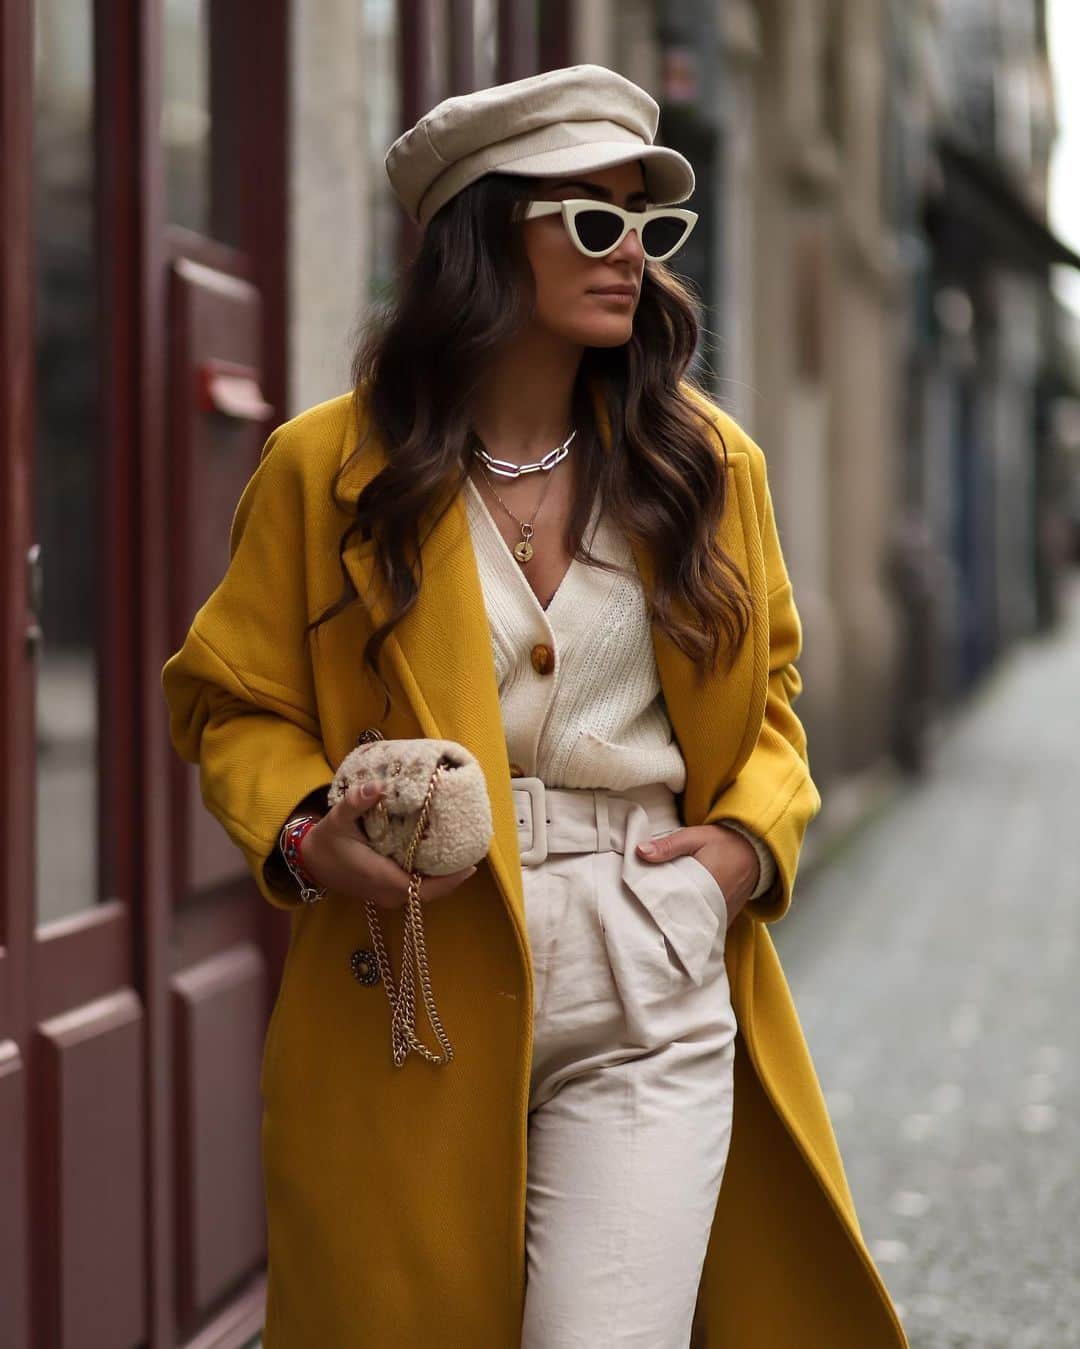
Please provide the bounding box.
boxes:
[638,841,656,855]
[361,782,378,798]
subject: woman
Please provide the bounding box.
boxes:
[162,65,909,1348]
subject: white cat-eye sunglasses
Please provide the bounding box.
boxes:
[521,198,699,262]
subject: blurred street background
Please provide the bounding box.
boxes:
[777,568,1080,1348]
[5,1,1079,1346]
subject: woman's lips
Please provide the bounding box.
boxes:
[590,289,635,304]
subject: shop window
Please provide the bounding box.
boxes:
[33,0,101,923]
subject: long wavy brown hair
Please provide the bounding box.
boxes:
[308,171,752,720]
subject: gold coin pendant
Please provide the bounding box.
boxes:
[513,539,534,563]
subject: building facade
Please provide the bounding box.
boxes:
[886,0,1077,761]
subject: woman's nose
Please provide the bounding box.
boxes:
[608,225,645,267]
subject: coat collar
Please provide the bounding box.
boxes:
[331,378,768,947]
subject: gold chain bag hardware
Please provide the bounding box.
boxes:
[327,729,494,1068]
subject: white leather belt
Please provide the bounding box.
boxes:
[511,777,681,866]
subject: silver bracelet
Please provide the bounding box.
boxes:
[278,814,328,905]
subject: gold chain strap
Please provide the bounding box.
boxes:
[355,730,455,1068]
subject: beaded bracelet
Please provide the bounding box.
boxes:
[278,814,327,905]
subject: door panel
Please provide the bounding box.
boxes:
[0,1045,28,1339]
[34,991,147,1349]
[172,944,268,1326]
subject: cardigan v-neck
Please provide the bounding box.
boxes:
[462,475,779,901]
[463,473,592,620]
[463,474,687,793]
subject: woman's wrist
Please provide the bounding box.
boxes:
[271,785,331,886]
[294,812,326,883]
[278,811,328,904]
[715,819,777,902]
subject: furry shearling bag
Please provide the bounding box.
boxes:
[328,729,494,1068]
[329,732,493,875]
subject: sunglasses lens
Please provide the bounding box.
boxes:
[641,215,691,259]
[573,208,625,253]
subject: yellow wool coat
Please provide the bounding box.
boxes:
[161,378,909,1348]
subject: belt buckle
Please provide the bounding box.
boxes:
[512,776,548,865]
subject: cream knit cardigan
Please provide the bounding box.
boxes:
[464,477,777,902]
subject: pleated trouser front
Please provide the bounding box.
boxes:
[513,778,738,1349]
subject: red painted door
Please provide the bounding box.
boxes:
[0,3,287,1345]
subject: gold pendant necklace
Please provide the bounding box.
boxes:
[477,464,555,563]
[477,460,557,566]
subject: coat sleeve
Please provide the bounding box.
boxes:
[702,431,822,924]
[161,423,337,912]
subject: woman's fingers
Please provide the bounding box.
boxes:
[313,780,480,908]
[331,779,386,822]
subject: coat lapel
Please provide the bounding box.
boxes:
[331,381,768,951]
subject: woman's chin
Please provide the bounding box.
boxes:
[537,313,636,348]
[570,317,635,348]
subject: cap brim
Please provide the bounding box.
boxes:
[495,140,695,205]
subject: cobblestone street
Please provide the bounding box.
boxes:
[774,575,1080,1348]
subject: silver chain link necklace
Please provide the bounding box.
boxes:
[469,427,577,478]
[469,427,577,564]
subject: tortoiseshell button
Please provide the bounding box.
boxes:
[530,643,555,675]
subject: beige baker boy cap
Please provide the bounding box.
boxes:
[385,63,695,228]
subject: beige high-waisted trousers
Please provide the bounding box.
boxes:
[514,777,738,1349]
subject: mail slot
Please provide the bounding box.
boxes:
[197,358,273,422]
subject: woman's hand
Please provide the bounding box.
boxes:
[302,782,478,910]
[636,822,760,927]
